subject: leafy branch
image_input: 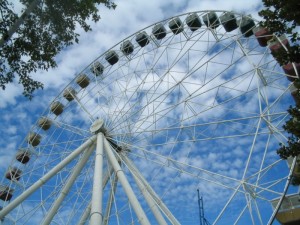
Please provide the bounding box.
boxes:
[0,0,116,98]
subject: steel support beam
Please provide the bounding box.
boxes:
[90,133,105,225]
[123,154,168,225]
[103,173,118,225]
[103,138,151,225]
[0,135,97,220]
[78,168,114,225]
[42,144,95,225]
[122,155,180,225]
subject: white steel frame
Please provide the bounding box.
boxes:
[0,10,295,225]
[0,131,179,225]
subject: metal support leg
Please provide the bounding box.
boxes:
[103,173,118,225]
[103,138,151,225]
[0,135,97,220]
[78,203,91,225]
[90,133,104,225]
[124,156,168,225]
[78,168,114,225]
[122,155,180,225]
[42,144,95,225]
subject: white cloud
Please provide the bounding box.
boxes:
[0,1,294,224]
[0,82,23,108]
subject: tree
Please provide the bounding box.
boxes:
[259,0,300,65]
[0,0,116,98]
[277,105,300,159]
[259,0,300,185]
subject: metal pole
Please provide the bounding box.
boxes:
[0,135,96,220]
[78,204,91,225]
[103,173,118,225]
[90,133,104,225]
[198,189,204,225]
[78,169,114,225]
[267,157,295,225]
[42,144,95,225]
[122,154,167,225]
[122,155,180,225]
[103,138,151,225]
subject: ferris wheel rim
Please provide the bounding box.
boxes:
[0,10,294,225]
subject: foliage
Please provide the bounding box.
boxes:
[277,104,300,158]
[259,0,300,185]
[0,0,116,98]
[277,136,300,160]
[276,103,300,186]
[291,174,300,186]
[259,0,300,65]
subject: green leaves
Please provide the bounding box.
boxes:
[0,0,116,98]
[259,0,300,65]
[259,0,300,186]
[277,137,300,160]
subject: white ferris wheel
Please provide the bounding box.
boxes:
[0,10,299,225]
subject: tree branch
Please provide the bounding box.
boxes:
[0,0,41,48]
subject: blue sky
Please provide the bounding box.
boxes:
[0,0,264,170]
[0,0,297,224]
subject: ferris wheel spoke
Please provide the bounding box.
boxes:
[110,43,246,134]
[254,140,282,189]
[110,70,261,139]
[261,116,288,142]
[253,177,288,198]
[120,154,181,225]
[109,30,239,131]
[103,172,118,225]
[125,145,245,192]
[51,120,90,137]
[245,194,256,225]
[70,90,95,123]
[1,11,294,225]
[103,138,151,225]
[76,166,114,225]
[242,118,262,180]
[126,140,289,202]
[122,156,169,225]
[212,183,243,225]
[110,112,286,137]
[254,198,264,225]
[107,45,176,128]
[248,158,283,185]
[0,136,96,221]
[41,143,95,225]
[233,204,248,225]
[111,86,259,142]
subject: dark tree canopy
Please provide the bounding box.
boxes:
[0,0,116,98]
[259,0,300,185]
[259,0,300,65]
[277,106,300,159]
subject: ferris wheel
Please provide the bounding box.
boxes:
[0,10,297,225]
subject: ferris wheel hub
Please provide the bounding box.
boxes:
[90,119,105,134]
[1,10,293,224]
